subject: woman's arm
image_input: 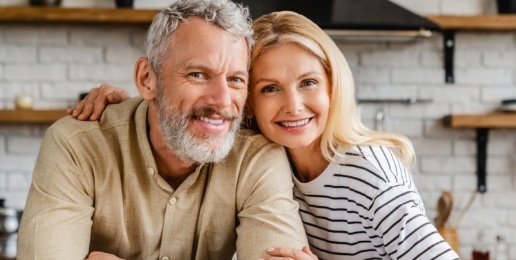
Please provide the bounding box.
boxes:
[67,83,130,121]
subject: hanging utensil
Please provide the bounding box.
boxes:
[436,191,453,228]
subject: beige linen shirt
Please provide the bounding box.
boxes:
[17,97,307,260]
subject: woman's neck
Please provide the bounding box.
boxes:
[286,142,330,183]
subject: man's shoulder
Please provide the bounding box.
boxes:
[219,129,287,168]
[49,97,145,138]
[233,129,283,153]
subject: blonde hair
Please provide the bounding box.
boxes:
[250,11,415,167]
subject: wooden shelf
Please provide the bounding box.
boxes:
[0,109,68,123]
[427,14,516,30]
[444,113,516,128]
[1,8,516,30]
[0,6,159,24]
[444,112,516,193]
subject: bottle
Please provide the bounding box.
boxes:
[493,235,509,260]
[472,230,490,260]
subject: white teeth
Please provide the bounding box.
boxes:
[280,119,309,127]
[199,116,223,125]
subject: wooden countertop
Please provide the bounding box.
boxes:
[444,113,516,128]
[0,109,68,123]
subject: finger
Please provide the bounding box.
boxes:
[88,92,110,121]
[85,251,122,260]
[71,95,87,119]
[89,83,123,121]
[73,87,99,120]
[77,88,99,121]
[301,246,317,258]
[106,91,130,105]
[267,247,301,258]
[110,88,130,102]
[268,246,317,260]
[259,257,295,260]
[98,83,125,100]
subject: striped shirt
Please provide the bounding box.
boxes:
[293,145,460,259]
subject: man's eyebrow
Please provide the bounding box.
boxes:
[233,70,249,78]
[184,64,249,78]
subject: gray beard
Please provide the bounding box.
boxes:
[155,86,242,164]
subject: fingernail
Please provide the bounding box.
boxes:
[90,115,95,120]
[267,247,274,253]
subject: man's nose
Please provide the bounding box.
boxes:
[206,77,232,109]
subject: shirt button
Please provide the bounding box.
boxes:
[148,167,155,176]
[162,257,170,260]
[169,197,177,205]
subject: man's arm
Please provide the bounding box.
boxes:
[17,126,94,259]
[234,135,308,259]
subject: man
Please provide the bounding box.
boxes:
[17,0,307,259]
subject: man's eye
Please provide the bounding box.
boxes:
[189,72,204,78]
[228,77,243,83]
[261,86,277,93]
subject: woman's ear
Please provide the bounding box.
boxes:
[134,57,158,101]
[245,103,254,119]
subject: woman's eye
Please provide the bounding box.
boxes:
[260,86,277,93]
[302,80,317,87]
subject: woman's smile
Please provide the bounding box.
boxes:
[276,118,312,131]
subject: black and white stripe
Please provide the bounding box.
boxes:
[292,145,460,259]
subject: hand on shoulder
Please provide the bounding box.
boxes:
[258,246,318,260]
[67,83,130,121]
[85,251,124,260]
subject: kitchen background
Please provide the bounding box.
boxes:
[0,0,515,258]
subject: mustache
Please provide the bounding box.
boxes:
[191,106,240,121]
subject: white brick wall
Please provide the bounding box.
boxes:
[1,1,516,258]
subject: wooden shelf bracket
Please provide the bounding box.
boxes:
[443,30,455,84]
[476,128,489,193]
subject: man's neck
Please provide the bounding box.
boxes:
[152,145,197,190]
[147,107,197,190]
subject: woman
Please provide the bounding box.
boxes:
[71,11,459,260]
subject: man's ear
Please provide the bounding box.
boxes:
[134,57,158,101]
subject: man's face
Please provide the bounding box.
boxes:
[155,17,249,163]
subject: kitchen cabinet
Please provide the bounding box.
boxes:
[444,113,516,193]
[0,110,68,123]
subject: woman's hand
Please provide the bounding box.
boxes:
[85,251,124,260]
[258,246,318,260]
[67,83,130,121]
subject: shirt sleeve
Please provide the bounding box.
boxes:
[17,127,94,260]
[234,141,308,259]
[369,182,460,259]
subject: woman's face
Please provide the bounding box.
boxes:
[249,43,331,149]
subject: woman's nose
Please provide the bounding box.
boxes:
[283,91,303,115]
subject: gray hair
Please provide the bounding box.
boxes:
[144,0,254,74]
